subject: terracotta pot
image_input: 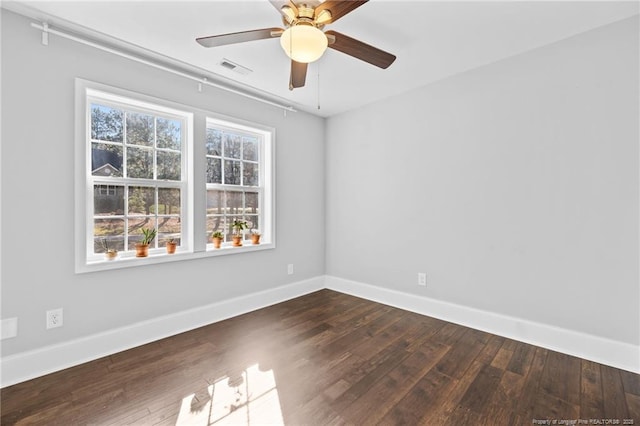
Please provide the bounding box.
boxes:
[232,235,243,247]
[166,241,177,254]
[213,237,222,249]
[135,243,149,257]
[251,234,261,245]
[105,250,118,261]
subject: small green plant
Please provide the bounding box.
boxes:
[212,231,224,239]
[231,219,248,235]
[140,228,157,245]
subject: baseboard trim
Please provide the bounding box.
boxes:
[325,275,640,374]
[0,276,324,388]
[3,274,637,388]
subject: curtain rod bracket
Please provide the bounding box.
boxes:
[41,22,49,46]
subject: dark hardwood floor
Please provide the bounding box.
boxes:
[2,289,639,425]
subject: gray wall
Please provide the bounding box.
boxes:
[326,16,639,346]
[1,10,325,356]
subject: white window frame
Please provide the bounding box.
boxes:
[75,79,275,273]
[205,116,274,250]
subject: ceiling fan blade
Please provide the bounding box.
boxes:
[196,28,283,48]
[289,60,308,90]
[325,30,396,69]
[314,1,368,24]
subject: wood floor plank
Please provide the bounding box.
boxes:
[340,342,449,424]
[507,341,535,376]
[377,367,456,425]
[539,350,581,406]
[621,368,640,396]
[491,345,514,370]
[434,328,486,379]
[626,393,640,420]
[1,289,638,426]
[457,363,504,414]
[425,359,486,424]
[483,369,526,424]
[580,359,605,418]
[475,334,505,365]
[529,391,580,421]
[601,364,630,418]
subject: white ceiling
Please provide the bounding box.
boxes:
[4,1,639,117]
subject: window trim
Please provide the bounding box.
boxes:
[75,79,275,273]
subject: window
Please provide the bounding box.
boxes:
[86,89,189,262]
[75,79,275,272]
[206,118,270,245]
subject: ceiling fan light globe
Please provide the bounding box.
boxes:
[280,25,328,63]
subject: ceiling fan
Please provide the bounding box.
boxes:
[196,0,396,90]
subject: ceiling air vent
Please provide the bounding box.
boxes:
[219,59,252,75]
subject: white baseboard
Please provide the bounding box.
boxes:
[0,276,324,388]
[3,274,637,388]
[325,275,640,374]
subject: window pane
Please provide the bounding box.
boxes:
[94,185,125,215]
[128,186,155,215]
[226,191,242,215]
[158,188,180,214]
[158,217,181,244]
[243,162,259,186]
[157,117,181,150]
[224,160,241,185]
[206,128,222,156]
[245,215,259,232]
[207,190,224,214]
[245,192,259,215]
[206,157,222,184]
[91,104,123,142]
[128,217,156,247]
[157,151,181,180]
[127,147,153,179]
[92,143,123,177]
[207,216,225,240]
[126,112,154,147]
[224,133,242,159]
[226,216,244,240]
[94,218,125,253]
[243,137,258,161]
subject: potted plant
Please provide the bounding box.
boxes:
[211,231,224,249]
[250,230,261,245]
[135,227,157,257]
[231,219,248,247]
[166,238,177,254]
[101,238,118,261]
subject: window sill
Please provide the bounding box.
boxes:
[77,242,275,274]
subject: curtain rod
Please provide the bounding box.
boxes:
[30,22,297,113]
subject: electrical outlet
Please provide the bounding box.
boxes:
[287,264,294,275]
[418,273,427,287]
[46,308,63,329]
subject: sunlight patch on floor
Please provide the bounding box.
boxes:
[175,363,284,425]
